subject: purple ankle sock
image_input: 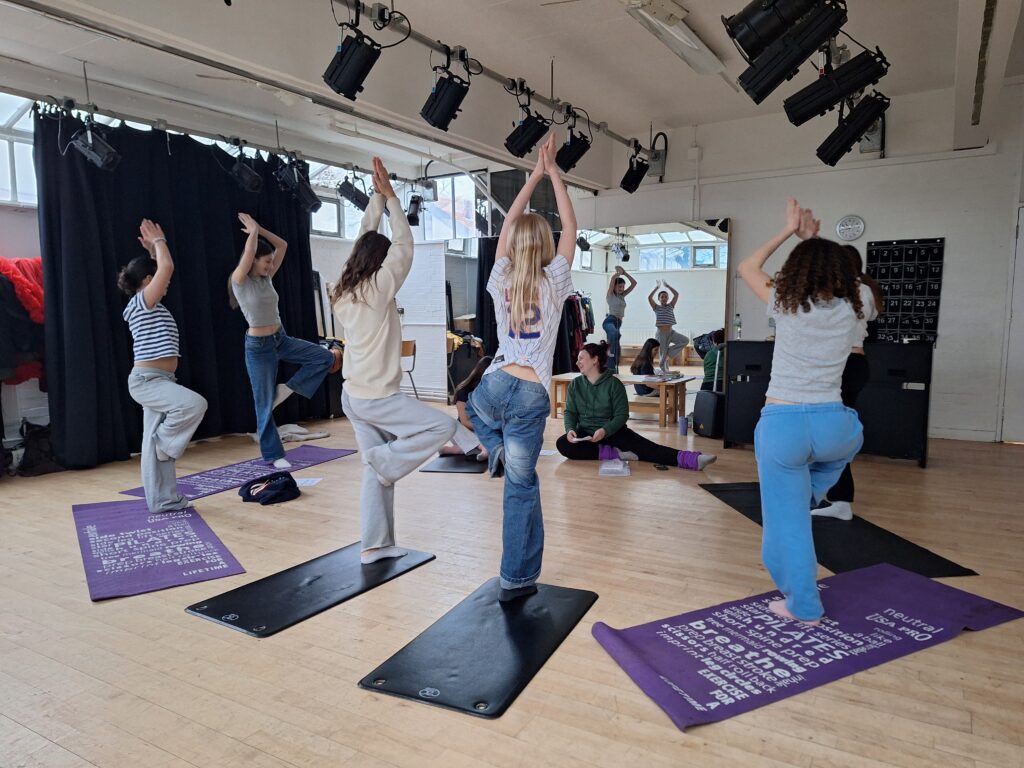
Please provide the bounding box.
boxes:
[598,444,620,461]
[677,450,701,470]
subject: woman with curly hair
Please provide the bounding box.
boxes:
[737,198,873,626]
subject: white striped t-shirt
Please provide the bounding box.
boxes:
[654,304,676,325]
[122,291,179,362]
[484,254,574,391]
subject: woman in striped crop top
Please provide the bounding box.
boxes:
[119,219,207,513]
[648,280,689,373]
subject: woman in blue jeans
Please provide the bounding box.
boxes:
[603,265,636,372]
[737,198,870,625]
[230,213,341,468]
[467,134,577,602]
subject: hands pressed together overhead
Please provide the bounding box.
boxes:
[238,212,259,236]
[785,197,820,240]
[531,134,560,179]
[371,157,396,199]
[138,218,166,257]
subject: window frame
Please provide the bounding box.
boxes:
[0,98,36,208]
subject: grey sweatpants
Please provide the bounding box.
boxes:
[127,368,208,513]
[342,390,457,551]
[656,328,689,371]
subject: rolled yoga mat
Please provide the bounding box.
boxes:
[73,499,244,601]
[121,444,356,501]
[359,578,598,718]
[700,482,977,578]
[594,563,1022,731]
[419,454,489,474]
[186,543,434,637]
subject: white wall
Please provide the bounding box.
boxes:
[579,85,1024,442]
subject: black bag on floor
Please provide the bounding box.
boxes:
[17,420,64,477]
[693,344,725,439]
[239,472,300,505]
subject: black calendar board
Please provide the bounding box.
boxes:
[864,238,944,344]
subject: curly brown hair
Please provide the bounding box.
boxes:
[772,238,864,319]
[842,245,884,315]
[331,231,392,305]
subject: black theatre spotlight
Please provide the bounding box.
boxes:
[784,48,889,126]
[612,242,630,262]
[230,157,263,193]
[576,235,591,252]
[619,151,650,194]
[338,177,370,211]
[722,0,819,64]
[816,92,890,166]
[70,120,121,171]
[555,130,592,173]
[737,0,848,105]
[323,29,382,101]
[274,158,321,213]
[421,70,470,131]
[504,112,550,158]
[406,194,423,226]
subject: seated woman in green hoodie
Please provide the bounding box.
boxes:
[556,341,716,471]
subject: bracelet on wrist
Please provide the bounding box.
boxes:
[152,237,167,245]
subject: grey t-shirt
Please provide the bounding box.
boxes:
[765,287,859,403]
[232,275,281,328]
[607,293,627,319]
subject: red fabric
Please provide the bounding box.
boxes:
[6,360,43,386]
[0,256,44,323]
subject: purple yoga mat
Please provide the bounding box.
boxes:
[593,564,1022,731]
[120,444,356,500]
[73,499,244,601]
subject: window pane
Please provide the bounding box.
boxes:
[424,178,455,241]
[311,198,339,235]
[579,250,592,270]
[634,233,663,245]
[639,247,664,271]
[665,245,690,269]
[719,244,728,269]
[12,106,33,133]
[13,142,36,204]
[343,200,364,239]
[0,140,11,201]
[452,174,476,238]
[0,93,30,125]
[687,229,717,242]
[694,246,716,266]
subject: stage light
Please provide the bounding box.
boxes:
[274,158,321,213]
[504,112,550,158]
[626,0,726,75]
[70,120,120,171]
[555,130,592,173]
[612,242,631,262]
[230,157,263,193]
[406,194,423,226]
[421,70,470,132]
[816,92,890,166]
[722,0,819,64]
[323,29,382,101]
[784,48,889,126]
[737,0,848,105]
[619,151,650,194]
[576,235,591,252]
[338,177,370,211]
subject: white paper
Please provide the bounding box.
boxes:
[295,477,323,487]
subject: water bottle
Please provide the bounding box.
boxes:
[679,412,689,436]
[733,313,743,340]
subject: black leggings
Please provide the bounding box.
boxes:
[556,427,679,465]
[828,353,870,502]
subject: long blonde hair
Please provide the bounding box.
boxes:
[504,213,556,334]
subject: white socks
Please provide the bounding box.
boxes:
[812,500,853,521]
[697,454,718,470]
[272,458,292,469]
[361,546,407,565]
[272,384,294,409]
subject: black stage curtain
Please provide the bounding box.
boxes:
[34,111,326,469]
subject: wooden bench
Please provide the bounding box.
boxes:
[549,372,696,428]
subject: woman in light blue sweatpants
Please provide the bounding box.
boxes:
[737,199,869,624]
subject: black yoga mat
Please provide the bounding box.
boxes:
[359,578,598,718]
[419,454,489,474]
[700,482,976,578]
[185,543,435,637]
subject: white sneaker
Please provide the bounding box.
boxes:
[811,500,853,521]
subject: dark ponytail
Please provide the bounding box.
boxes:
[117,256,156,296]
[582,340,610,372]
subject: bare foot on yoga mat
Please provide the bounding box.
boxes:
[768,599,821,626]
[361,546,408,565]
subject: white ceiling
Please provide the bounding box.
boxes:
[0,0,1018,186]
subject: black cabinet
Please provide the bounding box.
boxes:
[722,341,932,467]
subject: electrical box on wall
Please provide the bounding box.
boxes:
[647,148,667,176]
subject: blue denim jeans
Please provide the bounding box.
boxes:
[466,369,550,589]
[244,328,333,461]
[602,315,622,372]
[754,402,864,621]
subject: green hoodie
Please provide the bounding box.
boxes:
[564,371,629,437]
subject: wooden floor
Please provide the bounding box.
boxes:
[2,408,1022,768]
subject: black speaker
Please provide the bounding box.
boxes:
[723,341,773,447]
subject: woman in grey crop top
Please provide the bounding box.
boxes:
[603,266,636,372]
[736,198,867,626]
[230,213,340,467]
[648,280,689,373]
